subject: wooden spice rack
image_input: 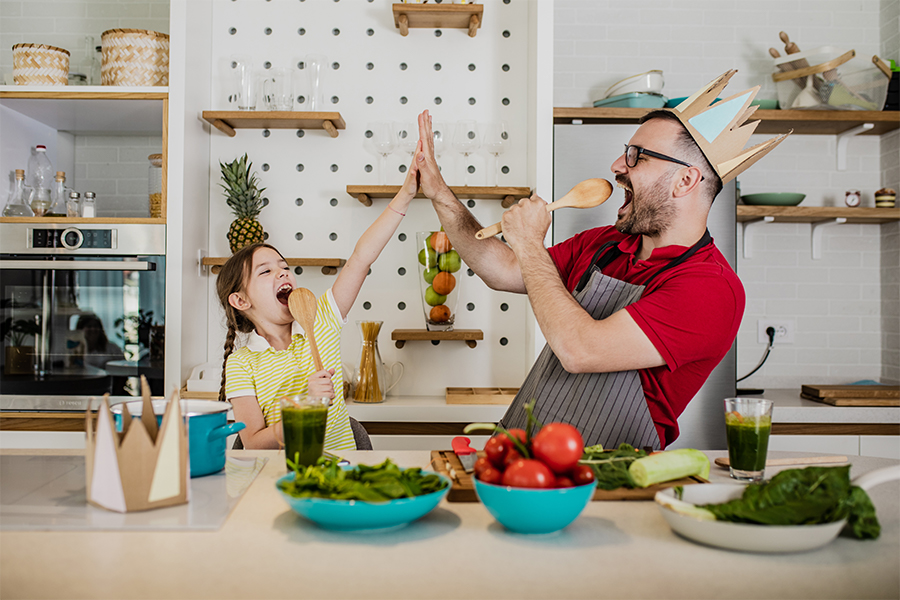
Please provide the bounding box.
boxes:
[391,329,483,348]
[347,185,531,207]
[201,111,346,138]
[201,256,346,275]
[392,3,484,37]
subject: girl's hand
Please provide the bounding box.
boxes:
[398,139,423,204]
[307,368,336,399]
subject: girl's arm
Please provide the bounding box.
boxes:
[231,395,283,449]
[332,140,422,319]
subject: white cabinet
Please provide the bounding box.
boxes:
[769,435,861,455]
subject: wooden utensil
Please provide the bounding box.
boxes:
[873,55,893,78]
[474,178,613,240]
[714,455,848,469]
[287,288,324,372]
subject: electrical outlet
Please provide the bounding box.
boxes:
[758,319,795,344]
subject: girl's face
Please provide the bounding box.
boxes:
[233,247,296,326]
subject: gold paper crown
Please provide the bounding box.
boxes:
[668,70,791,184]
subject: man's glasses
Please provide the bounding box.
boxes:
[624,144,693,169]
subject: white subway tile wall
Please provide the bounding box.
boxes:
[556,0,899,387]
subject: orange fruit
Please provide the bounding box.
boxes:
[431,271,456,295]
[430,231,452,253]
[430,305,451,322]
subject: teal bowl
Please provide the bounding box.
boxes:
[473,479,597,534]
[275,471,451,531]
[741,193,806,206]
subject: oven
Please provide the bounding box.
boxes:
[0,223,166,405]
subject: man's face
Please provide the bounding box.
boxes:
[610,119,683,237]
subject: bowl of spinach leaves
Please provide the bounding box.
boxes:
[276,456,451,530]
[654,464,898,553]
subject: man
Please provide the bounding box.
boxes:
[413,71,789,449]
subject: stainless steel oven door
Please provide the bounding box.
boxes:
[0,223,165,400]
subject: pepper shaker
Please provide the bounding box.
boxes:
[82,191,96,218]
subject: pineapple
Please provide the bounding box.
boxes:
[220,154,268,253]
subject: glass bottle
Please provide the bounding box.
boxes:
[353,321,386,403]
[66,191,81,218]
[148,154,163,217]
[82,191,96,218]
[3,170,34,216]
[50,171,67,215]
[27,145,53,214]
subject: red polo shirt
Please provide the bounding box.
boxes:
[547,226,745,447]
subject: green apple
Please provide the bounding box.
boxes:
[438,249,461,273]
[423,266,439,284]
[418,247,437,267]
[424,286,447,306]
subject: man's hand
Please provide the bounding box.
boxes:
[416,110,453,202]
[500,193,552,253]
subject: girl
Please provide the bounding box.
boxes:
[217,141,422,450]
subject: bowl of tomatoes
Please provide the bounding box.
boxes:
[470,419,597,534]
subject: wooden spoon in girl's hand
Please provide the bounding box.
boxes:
[288,288,324,372]
[475,178,613,240]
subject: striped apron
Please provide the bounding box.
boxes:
[501,230,712,450]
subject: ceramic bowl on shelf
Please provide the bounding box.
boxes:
[604,70,664,98]
[593,92,668,109]
[741,193,806,206]
[473,478,597,534]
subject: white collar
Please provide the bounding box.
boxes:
[245,321,304,352]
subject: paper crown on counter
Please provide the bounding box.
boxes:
[667,70,791,184]
[85,377,189,513]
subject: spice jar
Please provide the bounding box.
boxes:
[66,191,81,218]
[82,191,96,218]
[148,153,163,217]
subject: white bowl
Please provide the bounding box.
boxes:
[605,70,664,98]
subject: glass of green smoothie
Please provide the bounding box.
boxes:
[280,395,330,471]
[723,397,773,482]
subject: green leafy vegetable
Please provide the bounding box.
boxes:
[580,444,647,490]
[277,456,448,502]
[701,465,880,539]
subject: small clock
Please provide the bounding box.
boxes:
[845,190,861,207]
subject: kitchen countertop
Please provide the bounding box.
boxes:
[1,448,898,600]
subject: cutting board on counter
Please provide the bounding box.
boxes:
[430,450,707,502]
[801,384,900,406]
[445,387,518,405]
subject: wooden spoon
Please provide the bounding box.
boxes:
[714,455,848,469]
[287,288,324,372]
[475,178,613,240]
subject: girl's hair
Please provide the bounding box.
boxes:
[76,314,109,353]
[216,242,284,401]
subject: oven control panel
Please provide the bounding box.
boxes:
[31,228,114,250]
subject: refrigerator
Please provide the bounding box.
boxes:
[552,123,738,450]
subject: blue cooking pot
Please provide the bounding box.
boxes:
[110,399,245,478]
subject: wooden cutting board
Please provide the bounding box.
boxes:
[430,450,706,502]
[801,393,900,407]
[445,387,518,405]
[801,384,899,399]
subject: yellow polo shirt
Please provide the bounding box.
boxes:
[224,288,355,451]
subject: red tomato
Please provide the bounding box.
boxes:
[501,459,555,489]
[555,476,575,488]
[505,428,527,445]
[484,435,511,469]
[570,464,595,486]
[477,466,503,485]
[503,448,522,470]
[532,423,584,474]
[473,457,492,478]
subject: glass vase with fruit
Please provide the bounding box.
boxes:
[416,230,461,332]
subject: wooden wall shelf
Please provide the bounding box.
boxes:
[391,329,484,349]
[0,217,166,224]
[736,206,900,224]
[202,256,346,275]
[392,4,483,37]
[347,185,531,208]
[201,111,346,138]
[553,107,900,136]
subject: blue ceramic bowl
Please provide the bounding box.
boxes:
[474,479,597,534]
[275,471,451,531]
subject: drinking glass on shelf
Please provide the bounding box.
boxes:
[305,54,327,111]
[231,56,258,111]
[364,122,396,185]
[482,121,509,187]
[396,122,417,159]
[262,67,293,111]
[452,120,480,186]
[432,122,446,167]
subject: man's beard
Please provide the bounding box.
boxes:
[615,175,676,237]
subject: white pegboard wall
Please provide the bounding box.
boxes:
[205,0,535,395]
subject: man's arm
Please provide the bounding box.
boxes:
[502,197,666,374]
[415,110,526,294]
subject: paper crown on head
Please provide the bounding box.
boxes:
[667,70,791,184]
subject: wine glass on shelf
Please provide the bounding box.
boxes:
[452,120,480,187]
[482,121,509,187]
[396,122,418,160]
[432,122,446,171]
[364,122,396,185]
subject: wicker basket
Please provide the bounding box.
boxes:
[12,43,70,85]
[101,29,169,86]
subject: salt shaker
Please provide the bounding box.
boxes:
[82,191,96,218]
[66,191,81,218]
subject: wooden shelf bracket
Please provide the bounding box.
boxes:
[811,218,848,260]
[741,216,775,259]
[836,123,874,170]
